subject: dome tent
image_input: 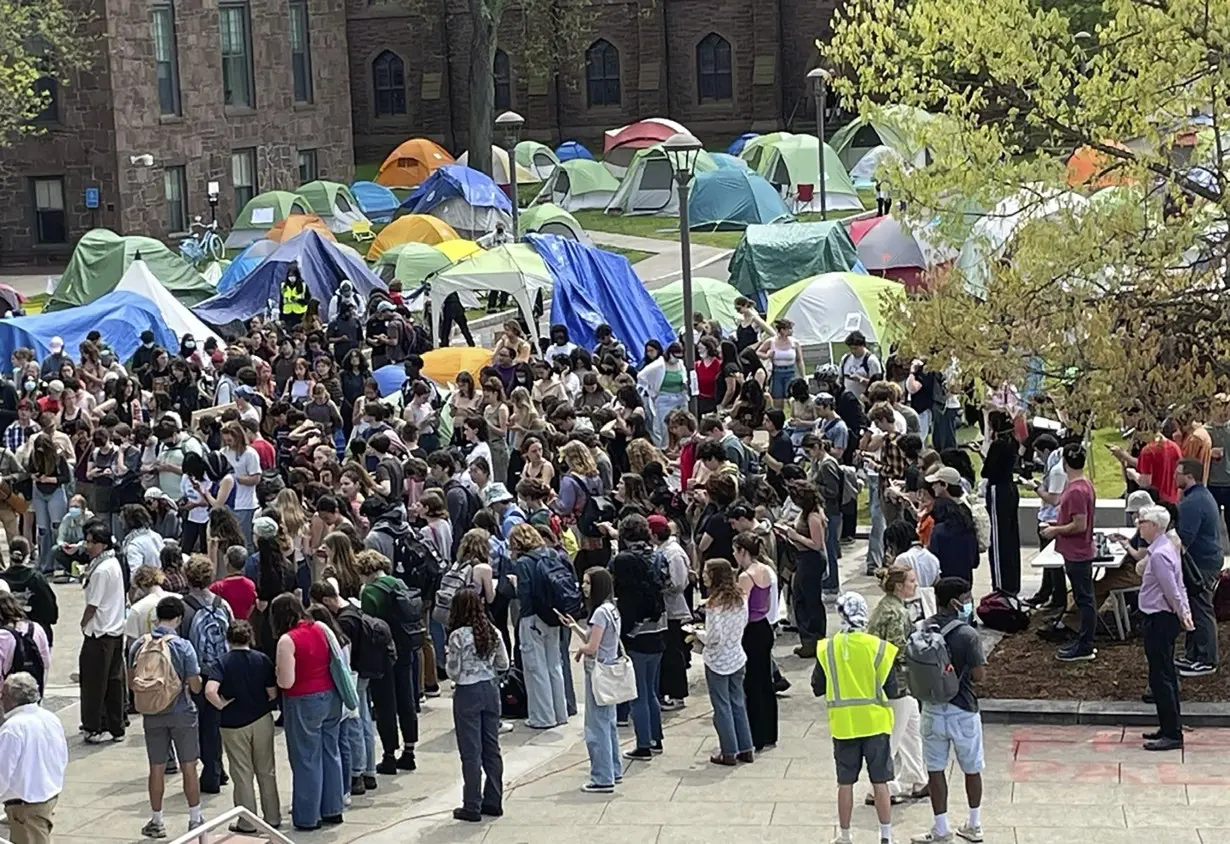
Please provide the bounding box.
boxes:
[688,168,793,230]
[533,159,621,211]
[217,239,279,293]
[603,118,689,177]
[519,204,589,241]
[0,292,178,367]
[605,145,718,216]
[727,132,760,156]
[225,191,312,249]
[457,147,538,185]
[515,141,561,181]
[399,165,513,240]
[375,138,454,188]
[555,140,595,162]
[50,229,214,311]
[116,260,223,347]
[294,181,370,234]
[766,272,904,348]
[350,180,400,223]
[650,276,741,331]
[366,214,459,261]
[740,133,862,213]
[829,104,940,170]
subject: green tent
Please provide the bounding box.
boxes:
[49,228,214,311]
[515,141,561,180]
[829,104,941,169]
[606,145,718,216]
[225,191,312,249]
[533,159,621,211]
[394,243,454,286]
[766,272,904,347]
[519,204,587,241]
[372,243,406,282]
[650,277,741,331]
[727,221,861,306]
[294,181,369,235]
[740,133,862,212]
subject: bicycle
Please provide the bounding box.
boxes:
[178,216,225,265]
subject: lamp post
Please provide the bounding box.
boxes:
[807,67,832,219]
[664,132,704,417]
[495,110,525,241]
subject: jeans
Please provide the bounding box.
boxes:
[583,666,620,787]
[453,680,503,812]
[653,392,688,448]
[932,407,958,452]
[341,716,365,781]
[1185,566,1220,666]
[519,616,568,727]
[235,508,256,551]
[560,626,577,716]
[192,690,225,790]
[629,650,663,750]
[1142,611,1182,740]
[356,678,377,775]
[866,474,884,569]
[917,408,932,443]
[33,486,67,574]
[706,665,753,756]
[429,618,447,675]
[283,690,345,830]
[823,512,841,591]
[1064,559,1096,653]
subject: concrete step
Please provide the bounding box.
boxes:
[1018,497,1132,529]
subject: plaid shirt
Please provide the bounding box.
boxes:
[3,421,29,454]
[878,432,908,481]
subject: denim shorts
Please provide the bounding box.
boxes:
[833,733,893,785]
[770,366,795,399]
[921,702,984,774]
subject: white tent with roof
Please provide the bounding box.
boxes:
[115,260,223,347]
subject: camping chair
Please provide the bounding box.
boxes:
[351,220,375,242]
[795,184,815,212]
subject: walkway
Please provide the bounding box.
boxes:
[586,231,733,289]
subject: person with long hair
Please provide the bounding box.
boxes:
[981,409,1022,595]
[28,434,69,574]
[208,507,246,580]
[519,435,554,488]
[696,559,754,765]
[554,440,611,573]
[613,472,653,519]
[0,590,51,685]
[444,589,508,820]
[248,518,297,657]
[506,386,545,486]
[756,319,803,409]
[733,531,779,752]
[448,371,480,446]
[274,488,312,578]
[560,566,621,792]
[320,531,361,600]
[339,350,370,435]
[781,480,828,658]
[338,466,371,535]
[510,523,569,729]
[478,378,511,484]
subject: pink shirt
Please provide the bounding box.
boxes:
[0,621,51,678]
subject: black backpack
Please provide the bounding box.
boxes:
[340,605,396,680]
[4,624,45,694]
[500,666,528,719]
[377,525,447,602]
[569,474,616,538]
[368,577,424,653]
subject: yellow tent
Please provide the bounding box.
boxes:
[434,239,482,262]
[422,347,492,384]
[266,214,336,242]
[366,214,459,261]
[375,138,455,188]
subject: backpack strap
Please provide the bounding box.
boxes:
[939,619,964,636]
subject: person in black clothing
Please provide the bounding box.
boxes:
[0,536,58,645]
[981,410,1022,596]
[328,301,365,364]
[758,409,796,500]
[438,293,475,348]
[168,358,200,418]
[426,450,477,557]
[697,472,739,563]
[610,515,666,759]
[131,330,158,377]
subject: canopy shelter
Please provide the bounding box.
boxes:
[518,204,588,241]
[366,214,459,261]
[266,214,335,243]
[295,181,369,234]
[116,260,223,347]
[429,244,552,342]
[688,168,793,230]
[650,276,741,332]
[555,140,595,162]
[375,138,455,189]
[49,228,213,311]
[603,118,690,177]
[766,272,904,348]
[0,291,178,366]
[225,191,312,248]
[217,240,279,293]
[740,133,862,213]
[371,242,483,312]
[194,230,385,327]
[727,221,864,308]
[828,104,939,170]
[1066,142,1135,189]
[350,180,400,223]
[728,132,760,156]
[457,147,538,185]
[515,141,561,181]
[846,214,956,291]
[605,145,718,216]
[533,159,621,211]
[400,165,513,240]
[849,145,904,189]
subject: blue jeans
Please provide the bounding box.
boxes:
[356,678,376,776]
[235,508,256,551]
[519,616,568,727]
[341,716,365,782]
[33,485,67,574]
[560,626,577,717]
[866,474,884,569]
[706,666,753,756]
[283,690,345,829]
[583,665,620,787]
[823,510,841,591]
[629,650,663,750]
[917,408,932,443]
[429,619,447,672]
[653,392,688,448]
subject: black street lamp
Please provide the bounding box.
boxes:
[495,110,525,241]
[807,67,833,219]
[664,131,704,417]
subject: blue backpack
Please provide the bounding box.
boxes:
[531,550,583,626]
[181,593,230,673]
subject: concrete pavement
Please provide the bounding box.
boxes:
[587,231,733,289]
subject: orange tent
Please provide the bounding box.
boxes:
[266,214,336,242]
[375,138,455,188]
[1066,142,1135,188]
[366,214,459,260]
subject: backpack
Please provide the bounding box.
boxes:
[500,666,528,719]
[431,561,475,626]
[569,474,616,538]
[532,550,584,625]
[840,352,882,386]
[962,496,991,553]
[180,593,230,673]
[3,624,45,694]
[839,464,862,508]
[131,634,183,715]
[369,577,424,652]
[340,606,396,680]
[1214,569,1230,622]
[976,592,1029,633]
[904,618,964,704]
[256,468,286,506]
[377,525,447,602]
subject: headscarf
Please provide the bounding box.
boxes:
[837,591,869,632]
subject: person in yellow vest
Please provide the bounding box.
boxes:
[280,265,309,328]
[811,592,897,844]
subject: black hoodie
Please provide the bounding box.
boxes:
[1,564,59,645]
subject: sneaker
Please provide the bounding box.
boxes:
[616,718,630,727]
[351,776,366,796]
[659,697,684,711]
[164,761,179,775]
[363,774,378,791]
[832,835,854,844]
[623,747,653,760]
[581,782,614,794]
[1056,644,1096,662]
[344,794,353,807]
[396,749,417,771]
[84,731,117,744]
[499,720,515,734]
[376,754,399,775]
[423,686,441,698]
[141,819,167,839]
[956,824,983,842]
[453,807,482,822]
[649,742,664,754]
[911,831,954,844]
[1179,662,1217,678]
[1174,657,1194,671]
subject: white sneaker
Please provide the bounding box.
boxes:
[499,720,515,734]
[956,824,983,843]
[911,831,953,844]
[832,835,854,844]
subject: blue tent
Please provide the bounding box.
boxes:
[728,132,760,156]
[711,153,751,171]
[217,239,278,293]
[689,169,794,230]
[526,234,674,368]
[555,141,594,162]
[400,165,511,214]
[0,291,177,366]
[194,230,385,326]
[351,181,400,223]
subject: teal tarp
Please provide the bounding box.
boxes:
[727,222,864,307]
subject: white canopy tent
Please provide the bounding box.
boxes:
[116,260,224,347]
[428,244,551,342]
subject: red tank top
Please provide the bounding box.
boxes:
[285,621,333,698]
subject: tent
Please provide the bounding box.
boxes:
[115,260,223,347]
[515,141,561,181]
[366,214,459,261]
[849,145,904,189]
[400,165,513,240]
[218,240,279,293]
[555,140,595,162]
[519,204,588,241]
[456,147,538,185]
[847,214,956,291]
[533,159,621,211]
[829,104,939,170]
[650,276,741,331]
[429,244,552,341]
[740,133,862,213]
[350,180,400,223]
[370,243,482,312]
[421,347,492,383]
[688,169,794,230]
[194,230,385,326]
[728,132,760,156]
[605,145,718,216]
[266,214,336,243]
[727,221,864,307]
[603,118,689,177]
[375,138,455,188]
[295,181,369,234]
[766,272,904,347]
[225,191,313,248]
[49,228,214,311]
[0,291,178,366]
[711,153,751,171]
[1066,142,1135,188]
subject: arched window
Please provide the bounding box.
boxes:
[494,49,511,111]
[696,33,732,102]
[585,39,620,107]
[372,50,406,116]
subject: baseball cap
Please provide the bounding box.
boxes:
[923,466,962,486]
[16,399,33,412]
[815,391,835,406]
[47,380,64,395]
[647,515,670,534]
[144,487,174,504]
[141,330,155,343]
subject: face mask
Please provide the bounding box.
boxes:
[142,341,153,349]
[184,341,196,351]
[69,506,81,518]
[23,380,35,391]
[958,601,974,621]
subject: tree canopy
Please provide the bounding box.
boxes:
[829,0,1230,424]
[0,0,91,144]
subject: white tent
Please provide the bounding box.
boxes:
[456,147,538,185]
[116,260,223,347]
[428,244,551,342]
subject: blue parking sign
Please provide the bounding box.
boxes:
[84,187,100,209]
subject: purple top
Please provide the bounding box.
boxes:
[1139,534,1190,618]
[747,583,772,623]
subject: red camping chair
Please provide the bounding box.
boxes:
[796,183,815,211]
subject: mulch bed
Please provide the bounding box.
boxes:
[980,613,1230,703]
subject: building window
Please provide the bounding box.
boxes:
[164,166,188,232]
[220,3,255,108]
[696,33,732,102]
[585,39,620,107]
[32,77,58,123]
[152,4,181,115]
[372,51,405,116]
[494,49,511,112]
[298,149,318,183]
[32,178,66,244]
[289,0,313,104]
[232,149,257,209]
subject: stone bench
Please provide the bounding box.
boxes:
[1019,497,1132,528]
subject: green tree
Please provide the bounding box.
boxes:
[0,0,92,143]
[829,0,1230,423]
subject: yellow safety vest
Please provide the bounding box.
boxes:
[816,631,897,739]
[282,281,308,315]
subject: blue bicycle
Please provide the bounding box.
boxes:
[178,216,225,265]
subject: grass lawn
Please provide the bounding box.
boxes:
[354,162,380,182]
[602,246,654,264]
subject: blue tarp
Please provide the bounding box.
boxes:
[373,364,407,397]
[400,165,511,214]
[0,291,177,366]
[728,132,760,156]
[555,141,594,162]
[526,234,674,368]
[194,230,385,326]
[689,169,794,230]
[351,181,400,223]
[217,239,278,293]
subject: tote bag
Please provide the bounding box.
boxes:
[319,621,360,711]
[591,640,638,706]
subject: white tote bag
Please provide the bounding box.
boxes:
[591,641,638,706]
